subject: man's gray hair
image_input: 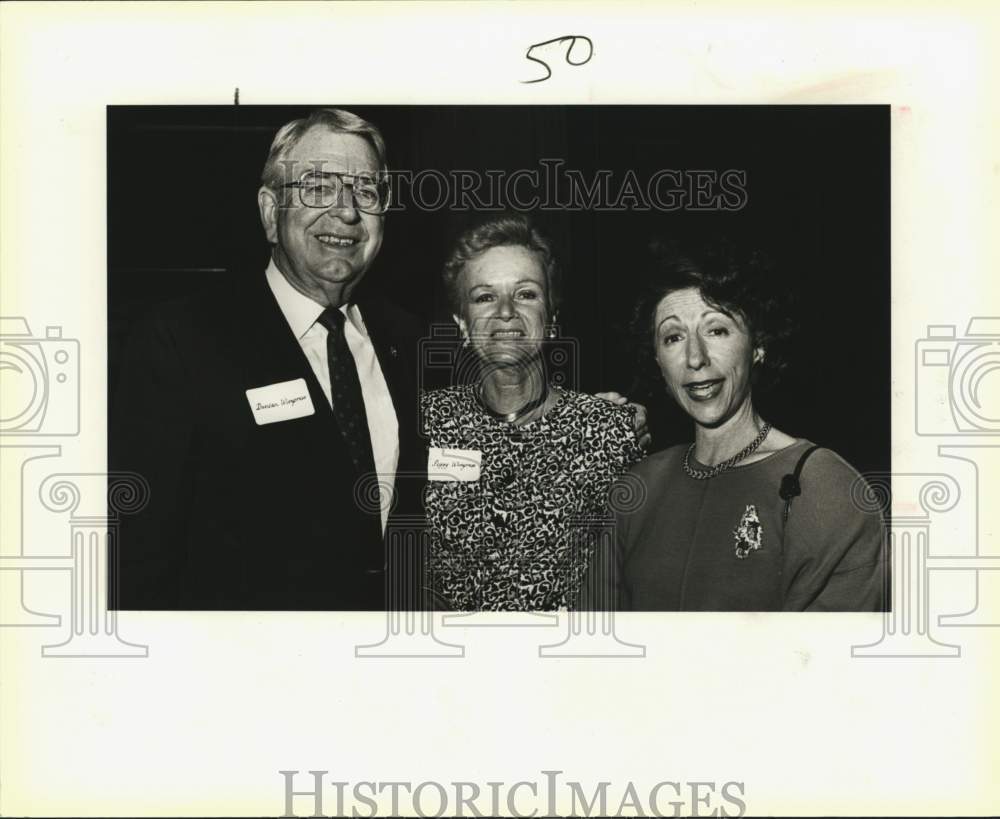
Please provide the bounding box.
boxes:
[260,108,388,189]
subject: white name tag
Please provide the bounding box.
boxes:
[245,378,316,425]
[427,447,482,482]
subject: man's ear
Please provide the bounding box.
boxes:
[452,314,468,340]
[258,186,279,245]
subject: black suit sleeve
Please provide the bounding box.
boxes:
[110,311,195,608]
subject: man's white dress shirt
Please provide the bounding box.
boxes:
[266,259,399,532]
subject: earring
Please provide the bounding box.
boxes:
[461,335,471,348]
[545,324,558,339]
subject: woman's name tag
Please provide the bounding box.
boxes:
[427,447,481,482]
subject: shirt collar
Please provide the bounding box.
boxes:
[265,257,368,339]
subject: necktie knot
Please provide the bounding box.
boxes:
[317,306,346,334]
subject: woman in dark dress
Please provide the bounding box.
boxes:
[616,239,885,611]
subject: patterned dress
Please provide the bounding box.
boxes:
[421,385,644,611]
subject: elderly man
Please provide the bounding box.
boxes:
[112,108,423,609]
[111,107,646,610]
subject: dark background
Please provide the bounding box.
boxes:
[108,105,889,474]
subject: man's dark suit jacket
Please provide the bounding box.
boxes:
[109,272,427,610]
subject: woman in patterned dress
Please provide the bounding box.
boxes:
[616,238,885,611]
[421,213,645,611]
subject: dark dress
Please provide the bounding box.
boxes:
[421,385,644,611]
[616,440,886,611]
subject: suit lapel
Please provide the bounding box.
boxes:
[233,279,419,491]
[235,271,338,432]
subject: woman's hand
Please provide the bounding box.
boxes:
[595,392,651,450]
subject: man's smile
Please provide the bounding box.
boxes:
[315,233,359,248]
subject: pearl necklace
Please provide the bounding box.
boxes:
[683,422,772,480]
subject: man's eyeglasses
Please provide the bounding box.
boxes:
[281,171,390,215]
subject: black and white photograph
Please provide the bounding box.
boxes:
[107,104,890,613]
[3,3,998,818]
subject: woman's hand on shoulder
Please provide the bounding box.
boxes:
[594,391,651,450]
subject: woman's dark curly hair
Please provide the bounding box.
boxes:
[630,236,796,395]
[441,212,560,317]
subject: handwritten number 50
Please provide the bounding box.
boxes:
[522,35,594,84]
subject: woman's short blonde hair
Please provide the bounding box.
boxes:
[441,212,560,316]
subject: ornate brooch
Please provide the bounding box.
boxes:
[733,504,763,559]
